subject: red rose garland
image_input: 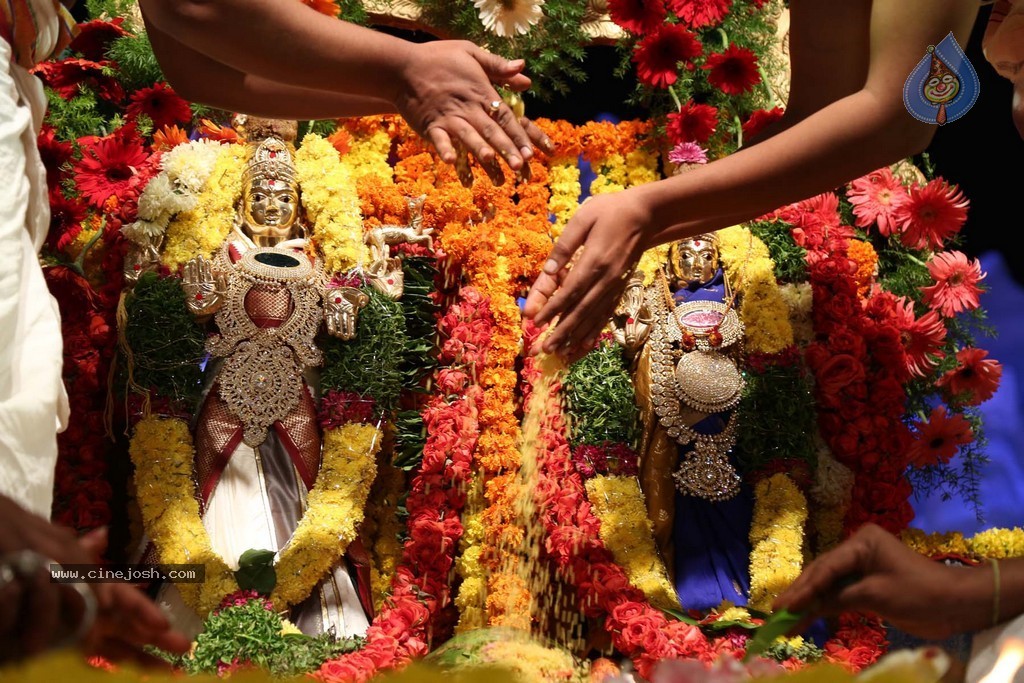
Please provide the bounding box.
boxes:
[316,287,493,682]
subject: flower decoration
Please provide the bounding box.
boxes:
[666,103,719,144]
[907,405,974,468]
[668,141,709,165]
[474,0,546,37]
[703,45,761,95]
[608,0,668,35]
[126,82,192,129]
[668,0,733,29]
[938,348,1003,407]
[893,178,969,251]
[921,250,986,317]
[847,167,908,236]
[72,126,151,208]
[632,23,703,88]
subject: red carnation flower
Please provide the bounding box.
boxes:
[665,102,719,144]
[632,24,702,89]
[741,106,784,143]
[608,0,667,34]
[68,18,129,61]
[892,178,968,251]
[703,45,761,95]
[30,58,125,102]
[667,0,732,29]
[73,128,150,208]
[126,82,193,129]
[37,126,74,189]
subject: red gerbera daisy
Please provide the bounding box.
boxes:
[920,250,986,317]
[302,0,340,16]
[847,167,909,236]
[126,82,193,129]
[667,0,732,29]
[938,347,1002,406]
[68,18,129,61]
[37,126,74,189]
[908,405,973,467]
[665,102,718,144]
[73,128,150,208]
[703,45,761,95]
[892,178,968,250]
[30,58,125,102]
[632,24,702,89]
[608,0,667,34]
[47,191,88,253]
[741,106,784,144]
[891,297,946,377]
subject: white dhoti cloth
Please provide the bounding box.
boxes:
[0,35,69,519]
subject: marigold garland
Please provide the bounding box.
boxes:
[129,416,381,617]
[747,474,808,612]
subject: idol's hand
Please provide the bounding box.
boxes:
[524,191,650,363]
[773,523,991,640]
[183,255,228,316]
[395,40,554,183]
[324,287,369,341]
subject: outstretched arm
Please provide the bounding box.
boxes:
[773,524,1024,640]
[138,0,549,170]
[525,0,979,359]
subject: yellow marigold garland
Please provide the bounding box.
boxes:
[339,117,396,181]
[718,225,794,355]
[130,416,380,616]
[748,473,808,613]
[294,133,367,272]
[161,143,247,269]
[362,464,407,611]
[454,478,488,633]
[902,527,1024,559]
[585,476,680,612]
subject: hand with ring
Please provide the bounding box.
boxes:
[394,40,554,185]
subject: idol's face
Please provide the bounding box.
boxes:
[242,178,300,245]
[670,238,718,286]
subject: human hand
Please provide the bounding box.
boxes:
[0,496,189,664]
[773,523,991,640]
[395,40,554,182]
[523,191,651,363]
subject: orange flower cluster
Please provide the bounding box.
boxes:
[535,118,582,161]
[848,239,879,297]
[579,119,654,163]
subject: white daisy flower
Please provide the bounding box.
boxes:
[474,0,545,37]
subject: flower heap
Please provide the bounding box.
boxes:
[607,0,782,160]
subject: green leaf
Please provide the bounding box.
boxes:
[743,608,802,662]
[661,608,700,625]
[238,548,276,568]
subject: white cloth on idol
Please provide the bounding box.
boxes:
[967,613,1024,682]
[0,30,69,519]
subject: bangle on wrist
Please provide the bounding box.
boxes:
[990,558,1002,627]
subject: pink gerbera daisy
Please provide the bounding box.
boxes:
[893,178,969,251]
[892,297,946,377]
[632,24,703,89]
[668,141,708,165]
[938,347,1002,406]
[920,251,986,317]
[908,405,974,468]
[667,0,732,29]
[847,167,909,236]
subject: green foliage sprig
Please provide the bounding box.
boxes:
[747,219,807,284]
[105,33,165,92]
[564,340,639,448]
[123,272,206,410]
[160,597,363,676]
[735,360,817,475]
[321,285,406,413]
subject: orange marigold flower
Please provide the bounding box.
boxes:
[847,239,878,296]
[327,127,351,156]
